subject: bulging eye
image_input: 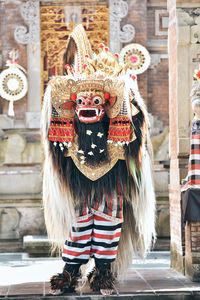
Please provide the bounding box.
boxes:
[77,98,83,105]
[77,96,85,105]
[93,96,102,105]
[94,98,100,104]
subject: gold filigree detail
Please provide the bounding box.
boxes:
[49,76,76,118]
[104,79,124,118]
[49,76,124,119]
[65,136,125,181]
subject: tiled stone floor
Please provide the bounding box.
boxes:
[0,252,200,299]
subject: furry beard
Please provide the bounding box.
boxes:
[49,143,136,210]
[76,117,109,165]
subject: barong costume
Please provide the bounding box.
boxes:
[41,25,156,294]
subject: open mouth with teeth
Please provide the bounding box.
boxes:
[76,106,105,123]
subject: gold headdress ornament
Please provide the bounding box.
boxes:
[49,25,151,123]
[77,42,151,78]
[65,24,93,74]
[83,44,123,77]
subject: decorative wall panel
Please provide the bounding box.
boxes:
[40,4,109,95]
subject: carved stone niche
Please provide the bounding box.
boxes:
[177,8,200,44]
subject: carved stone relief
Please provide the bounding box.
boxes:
[14,0,40,45]
[109,0,135,53]
[177,8,200,44]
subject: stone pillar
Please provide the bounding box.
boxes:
[168,0,184,274]
[13,0,41,129]
[168,0,200,279]
[25,43,41,129]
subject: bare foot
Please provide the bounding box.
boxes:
[100,289,113,295]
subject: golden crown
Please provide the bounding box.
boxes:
[65,42,150,80]
[65,43,122,78]
[84,44,122,77]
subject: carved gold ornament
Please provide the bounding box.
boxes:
[66,136,125,181]
[49,76,124,120]
[40,5,109,97]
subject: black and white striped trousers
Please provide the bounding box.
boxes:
[62,213,122,265]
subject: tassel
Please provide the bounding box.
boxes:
[8,101,14,117]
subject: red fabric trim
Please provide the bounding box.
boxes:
[91,249,117,255]
[70,234,92,242]
[94,215,111,222]
[63,249,90,256]
[187,179,200,185]
[48,117,74,143]
[93,232,121,240]
[191,134,200,139]
[189,164,200,170]
[77,215,93,223]
[191,149,200,155]
[108,116,132,142]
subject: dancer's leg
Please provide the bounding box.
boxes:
[51,214,94,294]
[88,214,122,295]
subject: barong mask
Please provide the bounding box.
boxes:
[49,46,124,124]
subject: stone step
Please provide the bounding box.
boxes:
[1,291,200,299]
[23,235,53,258]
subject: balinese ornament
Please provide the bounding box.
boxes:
[119,43,150,75]
[48,117,75,146]
[107,115,133,145]
[0,49,28,116]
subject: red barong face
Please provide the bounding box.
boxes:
[75,91,105,123]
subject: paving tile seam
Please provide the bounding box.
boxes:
[134,269,156,295]
[172,269,196,290]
